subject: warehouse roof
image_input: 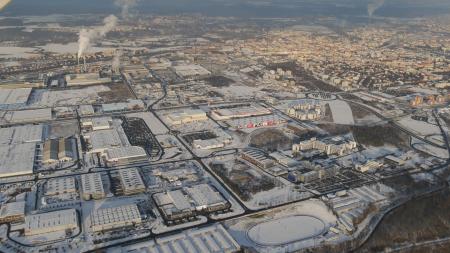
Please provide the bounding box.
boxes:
[0,88,32,105]
[0,143,36,178]
[105,146,147,160]
[0,124,43,145]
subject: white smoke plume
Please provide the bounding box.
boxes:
[367,0,385,17]
[112,50,123,72]
[115,0,137,20]
[77,15,118,59]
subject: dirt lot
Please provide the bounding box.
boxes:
[98,82,135,102]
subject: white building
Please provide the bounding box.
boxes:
[89,204,142,232]
[0,143,36,178]
[44,177,76,196]
[85,129,124,154]
[81,173,106,200]
[104,146,148,165]
[117,168,146,195]
[165,109,208,125]
[292,137,357,156]
[0,88,32,109]
[210,104,272,121]
[81,117,112,131]
[185,184,229,212]
[24,209,78,236]
[356,160,383,172]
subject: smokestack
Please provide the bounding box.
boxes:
[367,0,385,18]
[115,0,137,20]
[77,15,118,61]
[112,50,123,74]
[83,56,86,72]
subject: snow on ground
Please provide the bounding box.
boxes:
[38,42,110,54]
[29,85,110,107]
[224,199,339,253]
[411,137,449,159]
[327,100,354,125]
[246,186,311,210]
[411,172,438,184]
[218,85,261,99]
[0,46,39,58]
[397,116,442,137]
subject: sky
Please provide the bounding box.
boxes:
[1,0,450,17]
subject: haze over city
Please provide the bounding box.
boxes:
[0,0,449,253]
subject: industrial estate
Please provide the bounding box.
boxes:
[0,0,449,253]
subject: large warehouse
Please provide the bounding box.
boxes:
[104,146,148,165]
[0,125,43,178]
[24,209,78,236]
[89,204,142,232]
[0,124,44,145]
[0,143,37,178]
[0,88,32,109]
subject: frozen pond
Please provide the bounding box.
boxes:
[247,215,325,246]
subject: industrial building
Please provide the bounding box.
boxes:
[210,103,271,121]
[4,108,52,123]
[153,167,198,183]
[89,204,142,233]
[65,73,111,86]
[104,146,148,165]
[192,138,225,150]
[44,177,76,196]
[184,184,230,213]
[154,184,229,222]
[78,104,95,116]
[0,143,37,178]
[24,209,78,236]
[42,138,77,164]
[228,115,286,129]
[116,168,146,195]
[356,160,383,172]
[102,100,145,113]
[117,224,240,253]
[81,173,106,200]
[165,109,208,125]
[269,152,300,167]
[0,125,43,178]
[0,201,25,224]
[153,189,195,222]
[240,149,274,169]
[172,64,211,79]
[81,117,112,131]
[0,88,32,109]
[0,125,43,145]
[85,129,125,153]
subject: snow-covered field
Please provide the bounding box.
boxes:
[29,85,110,107]
[0,46,38,58]
[411,137,449,159]
[327,100,354,125]
[398,116,442,137]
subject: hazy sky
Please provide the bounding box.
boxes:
[1,0,450,17]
